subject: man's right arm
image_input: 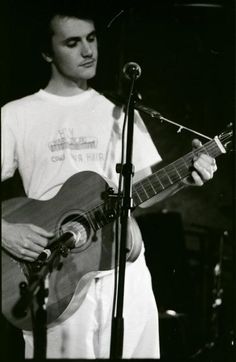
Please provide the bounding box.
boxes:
[1,106,54,262]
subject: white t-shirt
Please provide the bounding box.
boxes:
[1,88,162,358]
[1,88,161,201]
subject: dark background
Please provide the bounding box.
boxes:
[1,0,235,360]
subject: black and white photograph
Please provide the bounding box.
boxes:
[1,0,235,360]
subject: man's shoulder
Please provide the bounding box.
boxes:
[91,89,124,113]
[2,91,41,112]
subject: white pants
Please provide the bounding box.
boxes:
[24,251,160,358]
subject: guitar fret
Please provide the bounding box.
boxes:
[183,155,194,176]
[174,164,181,178]
[133,185,143,205]
[157,169,173,187]
[202,145,210,156]
[174,158,189,178]
[147,177,157,194]
[133,183,148,204]
[165,164,181,183]
[182,155,190,168]
[142,179,156,198]
[206,142,223,158]
[140,182,149,198]
[152,173,165,191]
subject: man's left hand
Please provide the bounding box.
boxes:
[185,139,217,186]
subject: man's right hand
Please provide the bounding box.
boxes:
[2,219,54,262]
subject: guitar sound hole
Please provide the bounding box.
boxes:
[58,213,91,253]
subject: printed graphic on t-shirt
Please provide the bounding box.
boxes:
[48,128,105,164]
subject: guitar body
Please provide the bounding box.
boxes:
[2,171,141,330]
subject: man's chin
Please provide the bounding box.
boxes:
[80,67,97,80]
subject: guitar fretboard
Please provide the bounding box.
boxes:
[132,137,225,207]
[82,133,230,231]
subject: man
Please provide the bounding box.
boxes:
[1,1,217,358]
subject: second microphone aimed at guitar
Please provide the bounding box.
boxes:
[35,221,89,266]
[36,248,51,263]
[35,231,77,266]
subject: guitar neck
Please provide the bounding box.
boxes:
[78,128,231,231]
[132,136,226,207]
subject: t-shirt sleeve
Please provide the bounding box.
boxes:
[1,105,18,181]
[132,110,162,173]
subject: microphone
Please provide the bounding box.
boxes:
[35,231,76,265]
[123,62,142,80]
[36,248,51,262]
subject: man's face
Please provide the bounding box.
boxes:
[48,16,98,82]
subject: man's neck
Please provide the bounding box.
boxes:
[44,74,89,96]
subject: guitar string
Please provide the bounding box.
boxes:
[44,139,227,243]
[62,131,232,231]
[48,141,221,233]
[70,142,218,227]
[133,141,221,200]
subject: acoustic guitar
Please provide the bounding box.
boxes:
[2,125,232,330]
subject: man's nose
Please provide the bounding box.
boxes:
[81,41,93,57]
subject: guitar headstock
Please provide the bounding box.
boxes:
[218,123,234,152]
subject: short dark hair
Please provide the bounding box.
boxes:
[38,0,101,56]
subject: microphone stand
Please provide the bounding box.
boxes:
[12,232,75,360]
[107,61,212,358]
[110,73,137,359]
[32,279,48,360]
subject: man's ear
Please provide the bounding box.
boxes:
[42,52,53,63]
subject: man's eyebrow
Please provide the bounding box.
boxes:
[64,36,81,42]
[88,30,96,37]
